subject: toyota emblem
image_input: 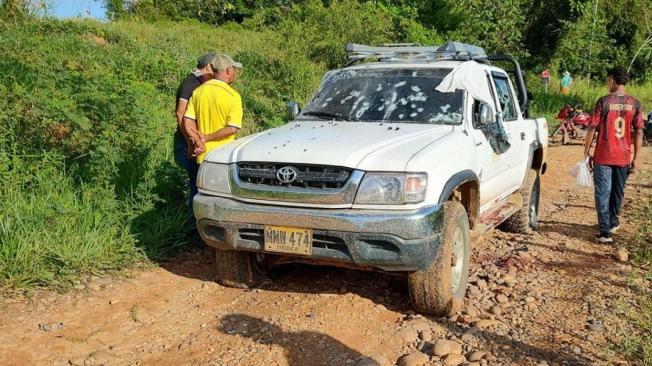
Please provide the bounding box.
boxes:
[277,166,298,184]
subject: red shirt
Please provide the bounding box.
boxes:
[590,93,644,166]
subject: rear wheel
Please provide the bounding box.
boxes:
[408,201,470,315]
[214,249,268,289]
[501,169,540,234]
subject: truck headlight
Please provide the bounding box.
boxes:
[354,173,427,204]
[197,163,231,194]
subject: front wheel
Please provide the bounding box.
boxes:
[214,249,268,289]
[408,201,471,315]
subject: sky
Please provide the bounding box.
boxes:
[49,0,107,20]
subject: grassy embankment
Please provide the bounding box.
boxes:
[0,4,429,291]
[0,19,315,291]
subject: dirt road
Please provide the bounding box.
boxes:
[1,145,650,366]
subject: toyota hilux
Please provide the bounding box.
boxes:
[193,42,548,315]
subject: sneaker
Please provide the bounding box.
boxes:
[596,232,614,243]
[609,225,621,234]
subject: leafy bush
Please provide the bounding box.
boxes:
[106,0,283,24]
[243,0,441,69]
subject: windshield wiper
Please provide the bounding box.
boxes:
[300,111,348,121]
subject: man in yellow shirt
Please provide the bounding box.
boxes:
[184,54,243,163]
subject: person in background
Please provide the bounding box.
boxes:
[583,67,644,243]
[184,53,244,165]
[541,68,550,92]
[174,52,215,223]
[560,71,573,95]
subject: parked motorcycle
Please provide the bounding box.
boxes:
[644,113,652,145]
[550,105,591,145]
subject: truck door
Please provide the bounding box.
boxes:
[468,98,512,211]
[490,72,529,193]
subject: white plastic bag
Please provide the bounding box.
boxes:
[570,157,592,187]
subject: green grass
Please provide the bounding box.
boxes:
[618,270,652,366]
[0,153,141,289]
[615,167,652,365]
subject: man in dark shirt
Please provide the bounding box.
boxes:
[584,67,644,243]
[174,52,215,223]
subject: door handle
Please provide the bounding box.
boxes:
[520,132,526,140]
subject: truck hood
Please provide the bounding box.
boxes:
[205,121,453,171]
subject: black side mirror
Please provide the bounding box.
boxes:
[286,101,301,120]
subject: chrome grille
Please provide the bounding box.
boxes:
[238,163,351,189]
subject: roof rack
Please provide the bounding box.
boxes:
[345,41,488,66]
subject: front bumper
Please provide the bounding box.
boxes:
[193,194,444,271]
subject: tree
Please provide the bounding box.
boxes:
[553,0,652,79]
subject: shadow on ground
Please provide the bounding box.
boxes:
[217,313,375,366]
[537,220,596,241]
[158,245,411,313]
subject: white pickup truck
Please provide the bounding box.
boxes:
[193,42,548,315]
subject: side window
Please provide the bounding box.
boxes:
[492,75,517,121]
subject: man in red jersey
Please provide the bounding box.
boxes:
[584,67,644,243]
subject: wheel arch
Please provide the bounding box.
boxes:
[530,146,547,175]
[438,170,480,230]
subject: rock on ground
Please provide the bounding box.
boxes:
[397,351,429,366]
[432,339,463,357]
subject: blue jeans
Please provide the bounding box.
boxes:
[593,164,630,234]
[174,133,199,224]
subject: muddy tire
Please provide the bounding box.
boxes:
[214,249,267,289]
[501,169,540,234]
[408,201,470,315]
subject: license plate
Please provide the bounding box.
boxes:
[264,225,312,256]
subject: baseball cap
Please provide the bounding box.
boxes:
[197,52,216,68]
[211,53,243,71]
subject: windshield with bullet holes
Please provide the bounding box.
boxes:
[299,68,463,124]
